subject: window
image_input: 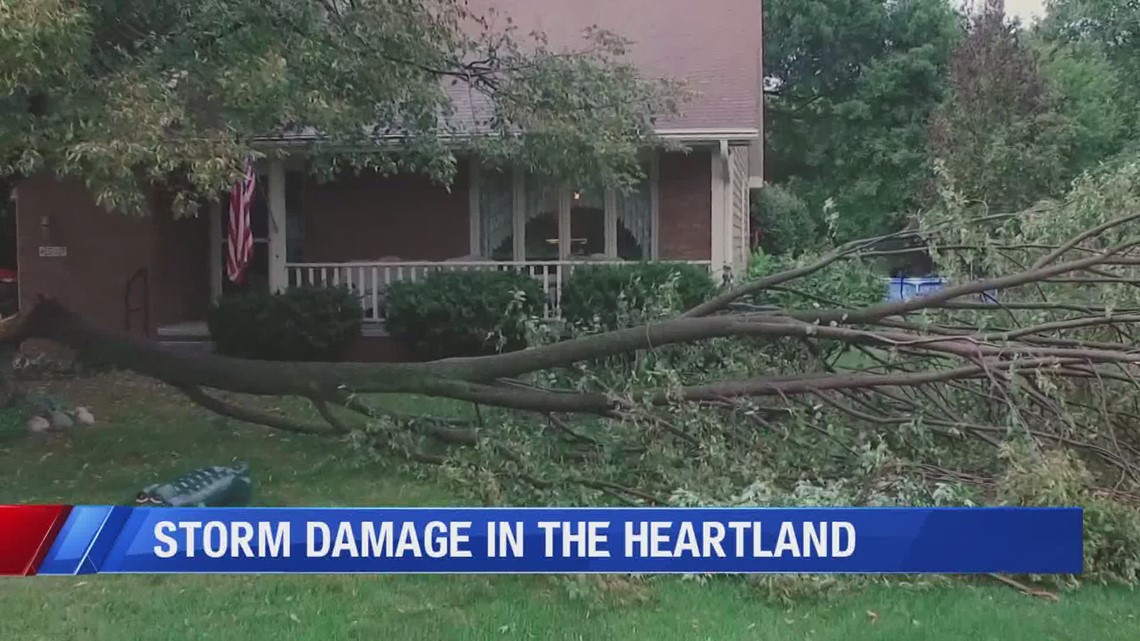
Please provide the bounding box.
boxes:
[525,176,559,260]
[615,166,652,260]
[478,168,513,260]
[474,161,656,261]
[569,187,605,258]
[285,171,305,263]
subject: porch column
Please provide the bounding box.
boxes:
[558,188,572,259]
[604,189,618,257]
[512,167,526,261]
[266,157,288,292]
[710,141,731,279]
[208,200,222,303]
[650,152,660,259]
[468,158,481,255]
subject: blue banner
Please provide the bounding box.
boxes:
[35,506,1082,575]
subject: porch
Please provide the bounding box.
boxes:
[200,147,746,322]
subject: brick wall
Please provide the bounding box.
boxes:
[15,175,209,335]
[300,161,471,262]
[16,175,159,334]
[658,150,712,261]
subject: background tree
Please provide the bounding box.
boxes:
[0,0,684,216]
[929,1,1077,214]
[1042,0,1140,85]
[1034,38,1133,173]
[1035,0,1140,169]
[762,0,959,244]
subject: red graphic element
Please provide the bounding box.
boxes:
[0,505,72,576]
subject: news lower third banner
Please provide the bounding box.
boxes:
[0,506,1082,576]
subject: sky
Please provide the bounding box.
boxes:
[1005,0,1047,23]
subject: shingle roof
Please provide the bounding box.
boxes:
[258,0,761,144]
[462,0,762,135]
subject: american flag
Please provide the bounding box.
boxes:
[225,161,257,285]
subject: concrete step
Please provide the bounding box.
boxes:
[159,339,215,355]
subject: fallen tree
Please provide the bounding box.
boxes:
[8,192,1140,581]
[2,215,1139,479]
[6,241,1140,418]
[9,165,1140,583]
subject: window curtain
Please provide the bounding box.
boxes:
[525,175,559,259]
[616,170,652,259]
[478,168,513,259]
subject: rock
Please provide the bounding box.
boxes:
[26,415,51,434]
[76,407,95,425]
[49,410,74,429]
[75,407,96,426]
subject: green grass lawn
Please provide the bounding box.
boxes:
[0,372,1136,641]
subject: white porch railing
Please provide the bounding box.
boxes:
[286,260,714,321]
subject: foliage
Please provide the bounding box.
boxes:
[560,263,716,330]
[743,245,884,364]
[1036,40,1134,173]
[998,447,1140,585]
[384,270,544,360]
[1042,0,1140,88]
[922,149,1140,290]
[374,159,1140,589]
[930,2,1078,213]
[746,248,884,309]
[751,183,822,256]
[0,0,683,216]
[1035,0,1140,175]
[208,286,362,361]
[764,0,960,241]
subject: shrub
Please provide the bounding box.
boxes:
[208,286,363,361]
[746,249,884,309]
[752,184,823,257]
[560,262,716,330]
[998,447,1140,584]
[384,270,545,360]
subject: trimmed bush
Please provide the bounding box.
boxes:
[208,286,363,361]
[561,262,715,330]
[384,270,546,360]
[752,184,823,257]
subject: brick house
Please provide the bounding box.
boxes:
[11,0,763,360]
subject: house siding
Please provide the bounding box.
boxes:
[657,150,712,261]
[299,161,472,262]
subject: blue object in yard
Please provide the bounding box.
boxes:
[883,277,946,303]
[883,277,1000,304]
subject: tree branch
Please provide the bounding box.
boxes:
[176,385,338,435]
